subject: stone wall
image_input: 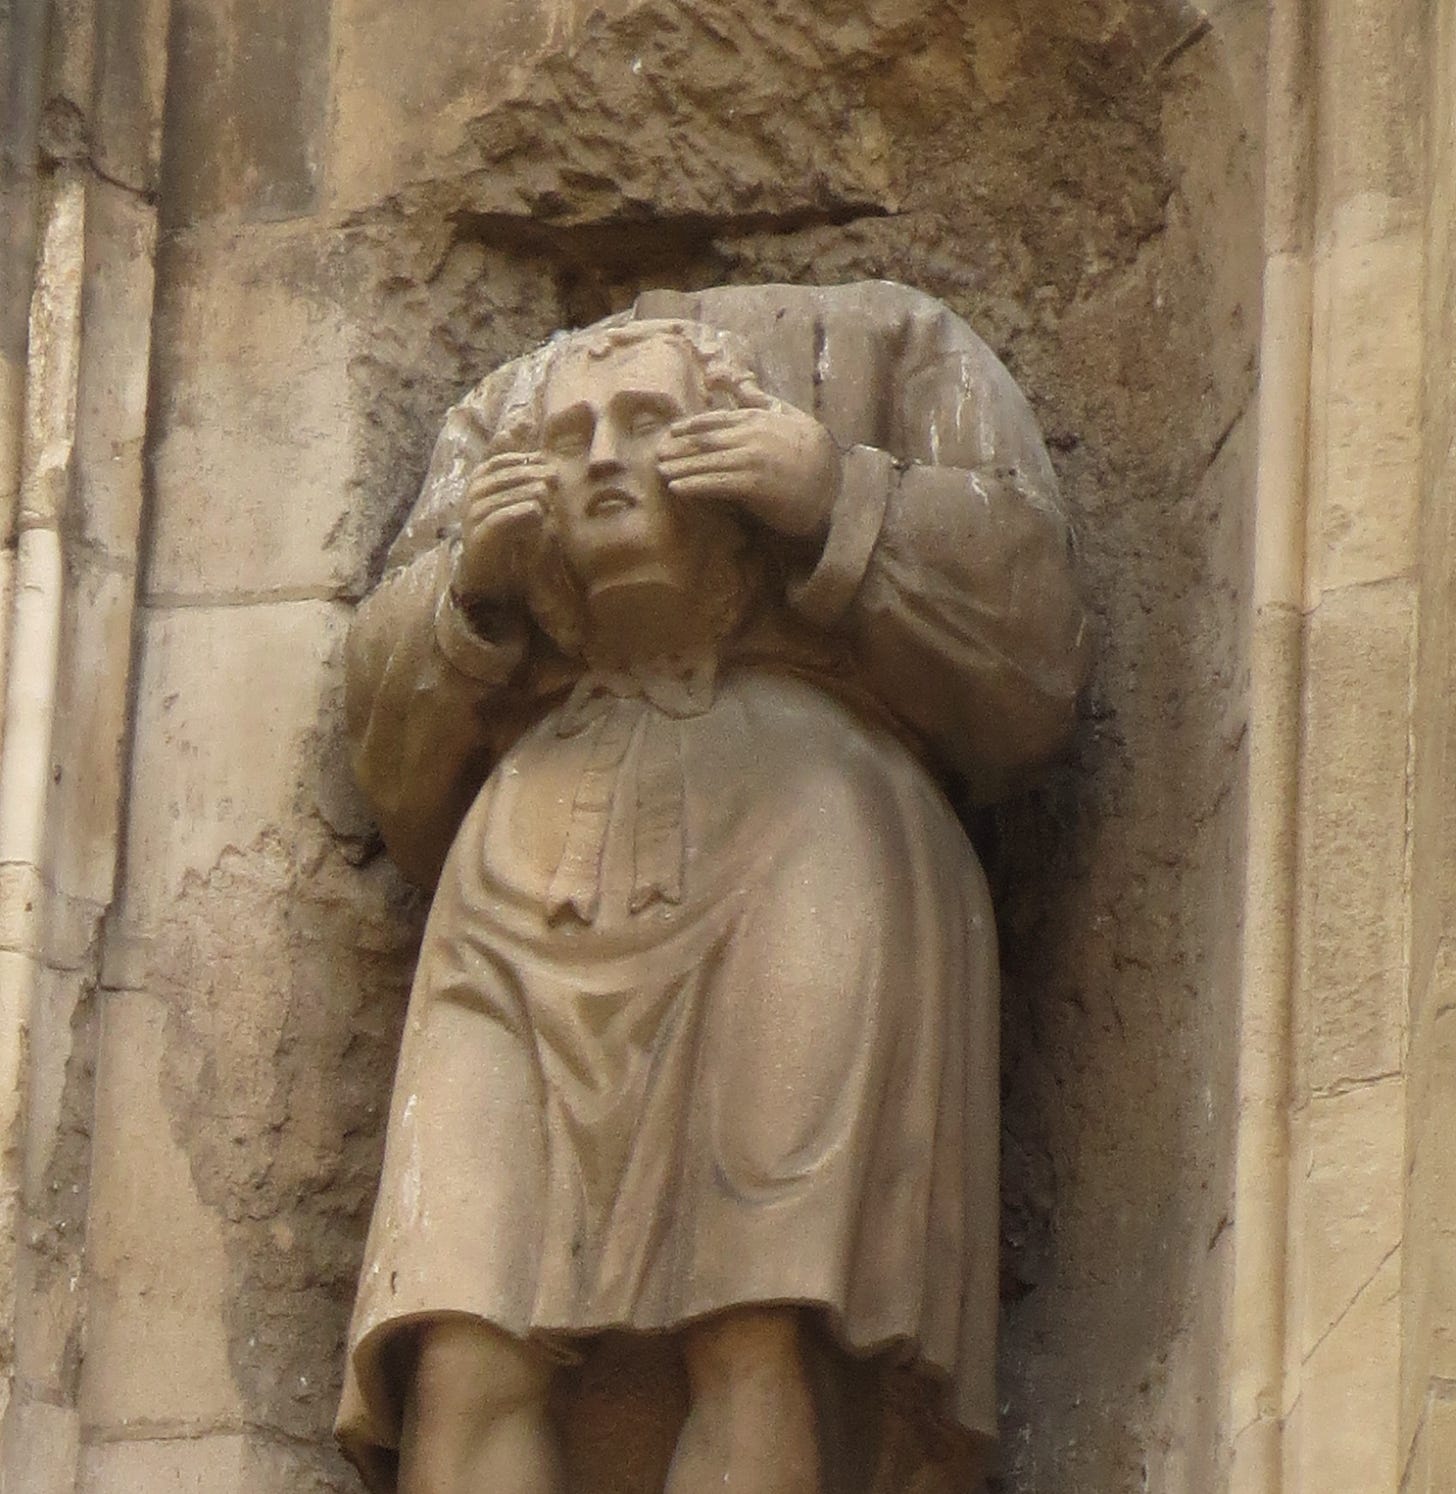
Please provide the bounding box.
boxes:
[1226,3,1438,1490]
[1404,0,1456,1482]
[4,2,1445,1493]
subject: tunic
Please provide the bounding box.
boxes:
[334,283,1089,1491]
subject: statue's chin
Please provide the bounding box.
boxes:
[584,554,685,602]
[583,569,704,664]
[570,512,752,668]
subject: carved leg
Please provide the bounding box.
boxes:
[399,1316,564,1494]
[665,1307,823,1494]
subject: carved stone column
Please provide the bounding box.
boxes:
[0,2,167,1491]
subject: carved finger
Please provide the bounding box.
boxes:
[657,430,755,461]
[466,456,553,491]
[465,493,547,532]
[475,450,546,474]
[734,384,775,411]
[464,470,554,506]
[662,473,750,501]
[666,439,761,462]
[467,479,549,510]
[471,491,545,518]
[658,452,756,481]
[468,487,549,516]
[667,410,759,438]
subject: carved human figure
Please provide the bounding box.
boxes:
[335,283,1089,1494]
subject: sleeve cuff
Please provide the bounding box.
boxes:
[432,547,528,684]
[787,444,895,628]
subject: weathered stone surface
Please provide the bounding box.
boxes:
[1315,0,1428,228]
[116,599,355,938]
[1289,1079,1404,1365]
[91,0,169,195]
[5,956,96,1494]
[1401,981,1456,1441]
[1295,580,1414,1097]
[328,0,564,216]
[1408,441,1455,1028]
[1400,1392,1456,1494]
[1407,992,1456,1333]
[78,1434,247,1494]
[1424,74,1456,491]
[18,958,89,1229]
[2,1401,79,1494]
[144,230,361,602]
[1284,1230,1400,1493]
[1403,3,1456,1473]
[45,556,134,910]
[1305,222,1423,597]
[1283,1077,1404,1490]
[80,991,242,1432]
[97,593,419,1481]
[133,837,416,1460]
[72,180,156,568]
[159,0,330,227]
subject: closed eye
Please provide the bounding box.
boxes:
[545,428,589,458]
[611,390,680,438]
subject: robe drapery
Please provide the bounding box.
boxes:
[335,282,1089,1491]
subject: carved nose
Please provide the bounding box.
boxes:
[586,422,626,475]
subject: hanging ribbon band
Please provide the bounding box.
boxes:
[545,656,717,924]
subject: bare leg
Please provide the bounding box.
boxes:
[399,1317,565,1494]
[665,1307,823,1494]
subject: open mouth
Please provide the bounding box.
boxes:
[586,486,638,518]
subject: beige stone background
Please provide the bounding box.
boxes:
[0,0,1446,1490]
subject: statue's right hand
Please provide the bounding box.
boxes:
[454,452,554,604]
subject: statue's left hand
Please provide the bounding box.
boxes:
[657,406,842,541]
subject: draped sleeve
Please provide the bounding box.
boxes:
[792,448,1089,800]
[344,341,587,885]
[345,542,536,885]
[674,280,1093,801]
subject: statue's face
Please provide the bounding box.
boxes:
[539,337,704,595]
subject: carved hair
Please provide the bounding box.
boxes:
[492,320,769,663]
[488,318,771,453]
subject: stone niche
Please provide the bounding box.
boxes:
[71,1,1264,1491]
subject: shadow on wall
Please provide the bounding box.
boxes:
[142,1,1260,1489]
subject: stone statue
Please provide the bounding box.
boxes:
[335,282,1089,1494]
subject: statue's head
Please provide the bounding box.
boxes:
[493,320,768,662]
